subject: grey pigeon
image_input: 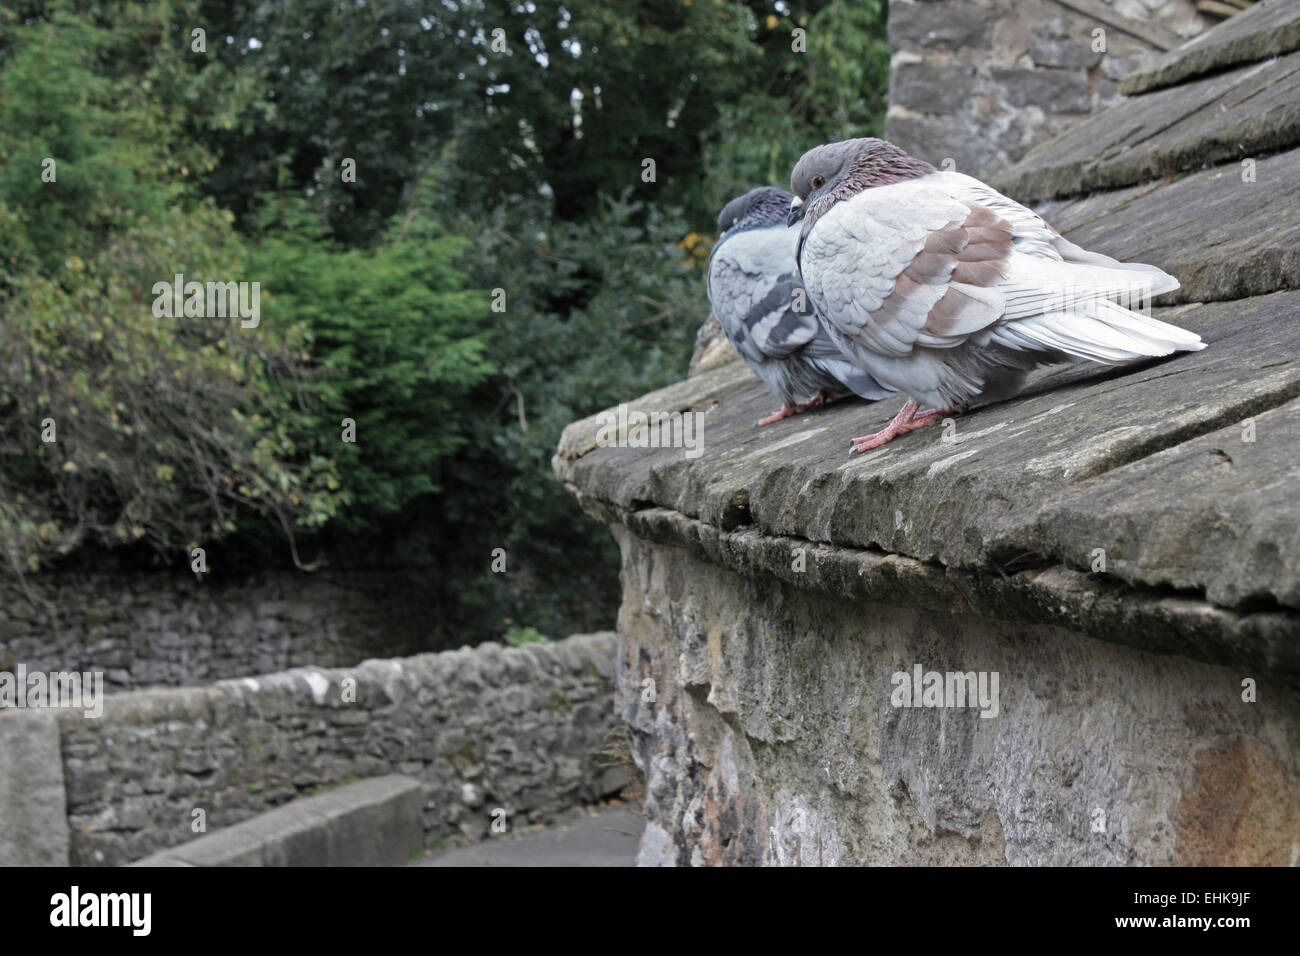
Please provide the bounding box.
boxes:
[787,138,1205,452]
[707,186,895,425]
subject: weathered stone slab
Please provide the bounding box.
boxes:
[1053,0,1185,52]
[555,292,1300,624]
[0,710,69,866]
[1031,147,1300,303]
[131,775,424,866]
[990,67,1093,113]
[1015,393,1300,613]
[892,61,982,113]
[1121,0,1300,95]
[887,0,999,52]
[992,49,1300,201]
[617,506,1299,686]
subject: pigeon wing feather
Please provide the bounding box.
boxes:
[709,226,819,364]
[799,181,1014,360]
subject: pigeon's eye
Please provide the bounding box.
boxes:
[811,176,826,190]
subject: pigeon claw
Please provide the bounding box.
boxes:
[757,390,849,426]
[757,403,802,426]
[849,400,954,453]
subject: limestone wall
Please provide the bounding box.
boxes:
[0,632,621,866]
[886,0,1212,177]
[614,530,1298,866]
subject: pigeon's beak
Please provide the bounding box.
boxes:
[787,197,805,226]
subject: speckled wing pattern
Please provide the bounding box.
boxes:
[707,224,820,365]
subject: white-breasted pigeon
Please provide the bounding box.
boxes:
[707,186,895,425]
[787,138,1205,452]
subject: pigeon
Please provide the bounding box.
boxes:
[787,138,1205,452]
[707,186,895,425]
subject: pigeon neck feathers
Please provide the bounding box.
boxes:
[717,187,793,242]
[849,142,937,189]
[801,138,937,229]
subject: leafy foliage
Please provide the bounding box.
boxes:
[252,187,495,529]
[0,1,342,572]
[0,0,890,645]
[430,189,705,639]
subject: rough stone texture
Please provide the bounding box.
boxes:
[0,569,432,694]
[1121,0,1300,94]
[0,710,69,866]
[131,775,425,867]
[613,529,1300,866]
[557,292,1300,627]
[688,312,743,378]
[43,632,620,866]
[1062,0,1200,47]
[888,0,1000,52]
[885,0,1212,179]
[993,47,1300,202]
[893,61,983,114]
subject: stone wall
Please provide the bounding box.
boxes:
[0,568,437,693]
[886,0,1212,177]
[614,530,1298,866]
[0,631,621,866]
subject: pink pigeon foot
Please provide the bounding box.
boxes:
[758,389,852,426]
[757,403,802,426]
[850,400,957,453]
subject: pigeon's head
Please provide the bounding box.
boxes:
[789,137,936,226]
[716,186,794,236]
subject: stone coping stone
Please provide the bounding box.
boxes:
[992,48,1300,202]
[1054,0,1184,53]
[1030,146,1300,304]
[129,775,423,866]
[48,631,618,733]
[0,710,69,866]
[555,292,1300,672]
[1121,0,1300,95]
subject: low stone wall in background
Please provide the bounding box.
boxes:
[0,631,621,866]
[0,568,437,693]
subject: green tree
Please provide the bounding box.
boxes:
[0,2,341,573]
[252,183,495,531]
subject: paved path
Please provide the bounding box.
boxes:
[410,804,642,867]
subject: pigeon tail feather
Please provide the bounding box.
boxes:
[1051,237,1182,298]
[994,298,1204,365]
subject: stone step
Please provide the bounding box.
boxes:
[129,775,423,867]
